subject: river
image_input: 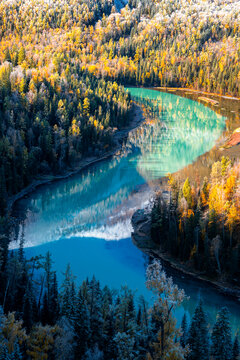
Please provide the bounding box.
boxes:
[11,88,240,332]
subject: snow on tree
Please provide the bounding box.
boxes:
[146,259,188,359]
[54,317,76,360]
[114,331,136,360]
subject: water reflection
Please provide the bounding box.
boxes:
[126,88,226,179]
[12,89,226,248]
[11,89,239,331]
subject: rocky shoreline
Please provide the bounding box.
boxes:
[7,103,145,215]
[131,208,240,302]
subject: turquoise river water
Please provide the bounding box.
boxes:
[12,88,240,332]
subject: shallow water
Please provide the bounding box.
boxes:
[12,88,239,331]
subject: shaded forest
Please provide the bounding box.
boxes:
[151,158,240,284]
[0,256,239,360]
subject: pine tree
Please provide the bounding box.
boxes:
[54,317,75,360]
[114,332,135,360]
[4,48,11,62]
[101,286,116,358]
[44,252,53,307]
[232,334,239,360]
[187,302,209,360]
[88,277,104,347]
[60,264,76,320]
[49,272,59,324]
[0,305,5,329]
[211,307,232,360]
[41,292,50,325]
[0,166,7,216]
[22,284,34,332]
[74,289,90,357]
[136,295,149,356]
[180,313,188,348]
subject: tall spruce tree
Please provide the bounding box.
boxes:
[74,288,91,357]
[232,334,239,360]
[180,313,188,348]
[211,307,232,360]
[49,272,59,324]
[187,302,209,360]
[60,264,76,320]
[88,277,104,347]
[0,166,7,216]
[22,284,34,332]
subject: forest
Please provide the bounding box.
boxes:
[0,254,239,360]
[0,0,240,358]
[1,0,238,97]
[1,0,240,216]
[151,157,240,284]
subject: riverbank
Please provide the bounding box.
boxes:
[130,87,240,302]
[9,86,239,215]
[7,103,145,215]
[155,87,240,101]
[131,209,240,302]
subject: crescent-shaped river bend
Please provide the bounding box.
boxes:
[11,88,240,331]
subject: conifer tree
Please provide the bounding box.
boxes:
[41,292,50,325]
[60,264,76,320]
[4,48,11,62]
[0,166,7,216]
[22,285,34,332]
[74,289,91,357]
[102,286,116,358]
[114,331,135,360]
[180,313,188,348]
[211,307,232,360]
[187,302,209,360]
[88,277,104,347]
[49,272,59,324]
[55,317,75,360]
[232,334,239,360]
[102,310,116,359]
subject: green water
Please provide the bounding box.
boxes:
[126,87,225,179]
[12,89,240,331]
